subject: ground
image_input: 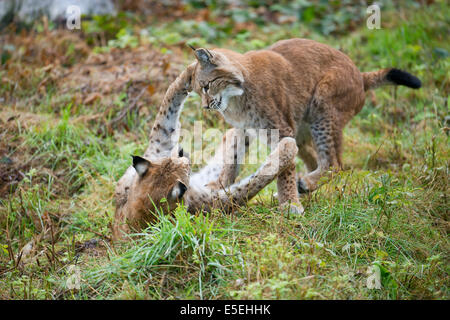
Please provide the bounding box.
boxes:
[0,0,448,299]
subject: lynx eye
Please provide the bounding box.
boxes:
[202,83,209,93]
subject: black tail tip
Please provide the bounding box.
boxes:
[386,68,422,89]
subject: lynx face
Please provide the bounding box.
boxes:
[128,154,190,222]
[192,48,244,112]
[200,83,244,112]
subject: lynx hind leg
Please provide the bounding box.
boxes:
[193,137,298,213]
[298,114,341,194]
[297,139,318,173]
[225,137,298,206]
[298,70,363,194]
[296,138,321,194]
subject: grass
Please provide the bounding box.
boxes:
[0,1,448,299]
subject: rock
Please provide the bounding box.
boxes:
[0,0,117,25]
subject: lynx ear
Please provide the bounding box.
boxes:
[168,180,188,201]
[194,48,214,67]
[132,155,151,177]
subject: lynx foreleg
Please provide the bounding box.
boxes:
[113,64,195,240]
[277,160,304,215]
[144,63,196,160]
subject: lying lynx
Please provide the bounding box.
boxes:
[189,38,421,213]
[113,66,298,240]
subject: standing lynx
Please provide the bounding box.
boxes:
[190,38,421,214]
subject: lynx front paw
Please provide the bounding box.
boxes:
[281,202,305,216]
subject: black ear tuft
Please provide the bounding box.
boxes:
[187,43,196,51]
[132,155,151,177]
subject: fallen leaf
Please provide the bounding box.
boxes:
[147,84,155,95]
